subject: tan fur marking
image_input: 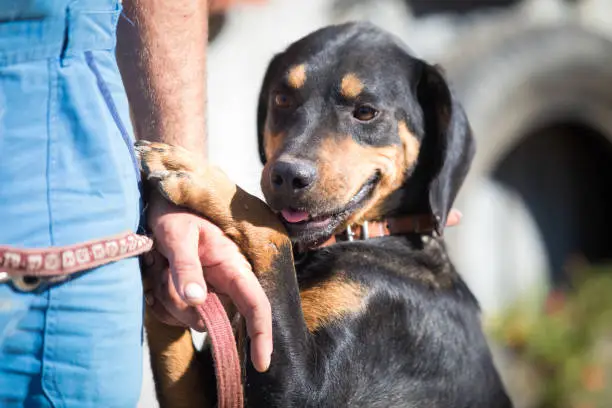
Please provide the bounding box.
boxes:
[263,129,285,161]
[300,276,366,332]
[287,64,307,89]
[357,122,420,221]
[172,170,287,275]
[228,188,289,275]
[145,309,210,408]
[138,142,290,275]
[340,73,364,99]
[313,135,401,226]
[317,122,420,225]
[398,120,420,169]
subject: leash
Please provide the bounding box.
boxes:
[0,231,244,408]
[196,295,244,408]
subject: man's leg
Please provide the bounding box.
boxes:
[0,260,143,408]
[0,3,144,406]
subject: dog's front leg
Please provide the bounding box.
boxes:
[136,141,317,406]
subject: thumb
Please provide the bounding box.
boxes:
[159,219,208,306]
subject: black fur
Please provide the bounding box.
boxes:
[217,21,510,407]
[257,23,475,236]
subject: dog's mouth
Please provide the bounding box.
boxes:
[279,172,381,246]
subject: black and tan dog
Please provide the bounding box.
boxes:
[137,22,513,408]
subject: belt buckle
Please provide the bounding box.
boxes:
[0,270,43,292]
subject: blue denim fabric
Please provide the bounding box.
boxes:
[0,1,144,406]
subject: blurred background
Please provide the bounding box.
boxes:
[138,0,612,406]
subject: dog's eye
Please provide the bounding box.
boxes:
[273,92,293,109]
[353,105,378,122]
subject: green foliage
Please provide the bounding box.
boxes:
[489,265,612,408]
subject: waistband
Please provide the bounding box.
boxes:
[0,2,122,67]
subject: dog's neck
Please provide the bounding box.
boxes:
[294,214,436,252]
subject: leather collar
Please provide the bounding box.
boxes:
[317,214,436,248]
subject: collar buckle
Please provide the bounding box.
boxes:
[346,225,356,242]
[361,221,369,240]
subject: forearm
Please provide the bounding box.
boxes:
[116,0,208,158]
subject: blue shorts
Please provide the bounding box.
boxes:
[0,1,144,406]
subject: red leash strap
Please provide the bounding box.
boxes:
[1,231,245,408]
[197,293,244,408]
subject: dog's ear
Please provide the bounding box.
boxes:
[257,53,284,164]
[416,62,475,235]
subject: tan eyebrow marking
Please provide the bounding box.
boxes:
[287,64,307,89]
[340,73,364,99]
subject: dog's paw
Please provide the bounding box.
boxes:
[135,141,199,206]
[135,141,198,174]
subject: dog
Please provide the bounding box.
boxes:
[137,21,513,408]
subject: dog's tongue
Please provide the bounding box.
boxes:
[281,209,310,223]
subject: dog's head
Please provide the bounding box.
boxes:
[257,22,475,246]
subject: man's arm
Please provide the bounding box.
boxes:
[117,0,207,156]
[115,0,272,373]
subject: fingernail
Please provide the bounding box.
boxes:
[257,343,272,373]
[254,359,268,373]
[263,347,272,372]
[455,210,463,219]
[144,293,155,306]
[184,282,206,302]
[262,353,271,372]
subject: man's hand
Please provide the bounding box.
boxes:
[143,195,272,373]
[116,0,273,374]
[446,209,462,227]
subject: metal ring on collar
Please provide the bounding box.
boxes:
[9,274,43,292]
[362,221,369,240]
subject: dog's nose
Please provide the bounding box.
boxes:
[270,159,317,193]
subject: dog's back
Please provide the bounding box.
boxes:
[287,235,511,408]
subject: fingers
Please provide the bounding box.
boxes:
[196,218,273,371]
[154,217,209,306]
[446,209,463,227]
[148,199,273,371]
[145,265,207,331]
[144,292,188,327]
[202,243,273,373]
